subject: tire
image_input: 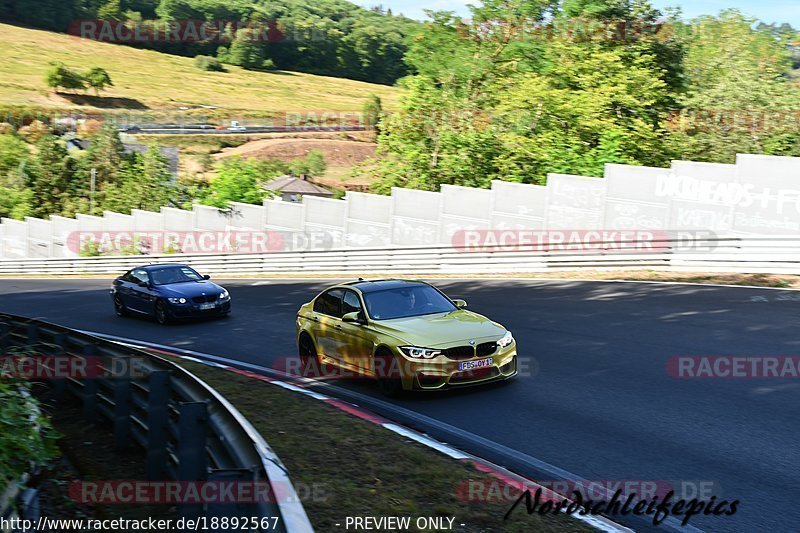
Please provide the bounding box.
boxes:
[113,296,129,317]
[298,334,320,378]
[155,301,172,325]
[375,348,403,398]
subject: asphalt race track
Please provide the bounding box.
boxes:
[2,278,798,533]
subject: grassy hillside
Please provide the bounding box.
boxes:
[0,23,400,116]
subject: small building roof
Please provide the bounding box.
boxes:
[264,175,333,196]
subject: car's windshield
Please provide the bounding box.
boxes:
[150,266,203,286]
[363,285,456,320]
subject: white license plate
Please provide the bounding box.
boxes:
[459,358,493,371]
[198,303,216,310]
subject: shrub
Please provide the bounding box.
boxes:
[194,55,226,72]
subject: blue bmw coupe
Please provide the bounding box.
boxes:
[111,264,231,324]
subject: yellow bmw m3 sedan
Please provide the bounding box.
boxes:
[296,279,517,395]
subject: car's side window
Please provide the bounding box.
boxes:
[131,270,149,285]
[313,289,344,318]
[342,290,363,317]
[121,270,135,282]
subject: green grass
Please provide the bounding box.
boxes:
[0,23,400,116]
[164,355,595,532]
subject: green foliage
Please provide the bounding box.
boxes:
[0,134,29,176]
[0,378,59,484]
[83,67,114,95]
[9,0,420,85]
[221,29,270,70]
[103,144,176,213]
[194,55,226,72]
[200,157,287,207]
[363,94,384,134]
[291,150,327,177]
[28,135,74,218]
[97,0,124,20]
[45,62,85,93]
[666,11,800,162]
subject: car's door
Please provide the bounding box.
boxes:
[338,290,374,372]
[115,270,136,308]
[127,268,153,312]
[312,289,346,363]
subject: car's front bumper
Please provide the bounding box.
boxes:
[401,346,518,391]
[167,300,231,318]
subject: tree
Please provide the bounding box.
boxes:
[367,0,679,192]
[45,62,85,93]
[362,94,384,135]
[221,29,267,70]
[97,0,123,20]
[83,67,114,95]
[200,157,287,207]
[667,11,800,162]
[0,134,30,177]
[28,135,75,218]
[78,123,128,212]
[103,145,175,212]
[291,150,326,177]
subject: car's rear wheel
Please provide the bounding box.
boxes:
[114,296,128,317]
[155,301,171,325]
[298,334,320,378]
[375,347,403,398]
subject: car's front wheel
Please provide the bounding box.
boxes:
[155,301,172,325]
[375,348,403,398]
[113,296,128,317]
[298,334,320,378]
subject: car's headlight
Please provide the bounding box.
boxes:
[167,297,187,304]
[219,290,230,300]
[400,346,442,359]
[497,331,514,348]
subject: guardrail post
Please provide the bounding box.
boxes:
[81,344,98,422]
[26,324,39,350]
[145,370,170,480]
[0,321,10,351]
[112,358,132,449]
[178,401,209,521]
[206,469,257,529]
[51,333,67,400]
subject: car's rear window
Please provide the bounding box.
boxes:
[363,285,456,320]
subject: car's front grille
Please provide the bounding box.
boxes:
[442,342,498,360]
[441,346,475,361]
[476,342,498,357]
[192,295,217,304]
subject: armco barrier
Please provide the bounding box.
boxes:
[0,313,313,533]
[0,235,799,275]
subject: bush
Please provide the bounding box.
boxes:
[194,55,226,72]
[0,378,59,485]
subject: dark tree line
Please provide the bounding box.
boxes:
[0,0,420,85]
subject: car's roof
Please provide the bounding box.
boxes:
[343,279,428,294]
[135,263,189,271]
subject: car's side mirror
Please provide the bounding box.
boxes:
[203,274,211,280]
[342,312,364,324]
[453,299,468,309]
[138,281,150,289]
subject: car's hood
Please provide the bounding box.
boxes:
[371,310,506,347]
[158,281,224,298]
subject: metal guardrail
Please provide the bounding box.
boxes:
[0,313,313,533]
[0,235,800,275]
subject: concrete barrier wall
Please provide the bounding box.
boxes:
[3,153,800,258]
